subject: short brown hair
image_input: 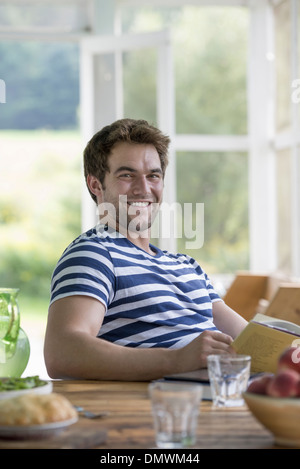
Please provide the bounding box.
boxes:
[83,118,170,203]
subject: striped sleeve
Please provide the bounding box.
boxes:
[50,239,115,309]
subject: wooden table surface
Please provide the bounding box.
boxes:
[0,379,279,450]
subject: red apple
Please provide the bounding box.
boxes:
[277,346,300,373]
[266,369,300,397]
[247,374,273,395]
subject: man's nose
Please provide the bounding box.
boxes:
[132,176,149,195]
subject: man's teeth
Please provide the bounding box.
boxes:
[128,202,149,207]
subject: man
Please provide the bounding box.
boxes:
[44,118,247,381]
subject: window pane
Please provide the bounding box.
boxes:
[123,48,157,124]
[121,6,248,135]
[0,41,79,130]
[175,151,249,274]
[173,8,248,135]
[0,130,81,296]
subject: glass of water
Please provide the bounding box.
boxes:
[149,381,202,448]
[207,354,251,407]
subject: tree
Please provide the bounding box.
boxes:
[0,41,79,129]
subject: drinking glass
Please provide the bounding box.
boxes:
[207,354,251,407]
[149,381,202,448]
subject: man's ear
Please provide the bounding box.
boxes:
[87,175,103,201]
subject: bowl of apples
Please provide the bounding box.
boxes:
[243,346,300,447]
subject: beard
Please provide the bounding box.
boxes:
[97,195,161,238]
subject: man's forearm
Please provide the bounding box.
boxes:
[212,300,247,339]
[45,330,178,381]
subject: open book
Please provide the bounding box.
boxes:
[232,313,300,373]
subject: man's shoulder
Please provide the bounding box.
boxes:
[63,225,132,259]
[66,227,104,247]
[59,226,113,261]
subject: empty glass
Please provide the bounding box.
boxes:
[149,381,202,448]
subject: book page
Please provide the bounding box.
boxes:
[253,313,300,335]
[232,322,297,373]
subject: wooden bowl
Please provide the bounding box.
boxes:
[243,391,300,447]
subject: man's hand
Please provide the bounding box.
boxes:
[174,330,234,373]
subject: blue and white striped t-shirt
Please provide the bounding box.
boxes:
[50,225,222,349]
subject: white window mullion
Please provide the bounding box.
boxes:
[290,0,300,276]
[80,45,97,232]
[247,0,277,272]
[157,32,176,252]
[174,135,249,152]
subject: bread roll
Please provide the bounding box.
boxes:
[0,393,77,426]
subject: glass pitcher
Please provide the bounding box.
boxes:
[0,288,30,377]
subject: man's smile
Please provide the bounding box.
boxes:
[127,201,151,208]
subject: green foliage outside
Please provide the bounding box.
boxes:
[122,6,248,134]
[176,151,249,274]
[0,42,79,130]
[0,131,82,320]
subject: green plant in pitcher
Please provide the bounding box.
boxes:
[0,288,30,377]
[0,288,20,360]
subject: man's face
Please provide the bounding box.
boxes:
[99,142,164,236]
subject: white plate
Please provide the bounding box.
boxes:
[0,416,78,440]
[0,381,53,400]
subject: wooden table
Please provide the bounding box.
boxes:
[0,379,277,451]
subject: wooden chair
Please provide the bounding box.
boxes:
[263,283,300,325]
[223,272,269,321]
[223,271,299,323]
